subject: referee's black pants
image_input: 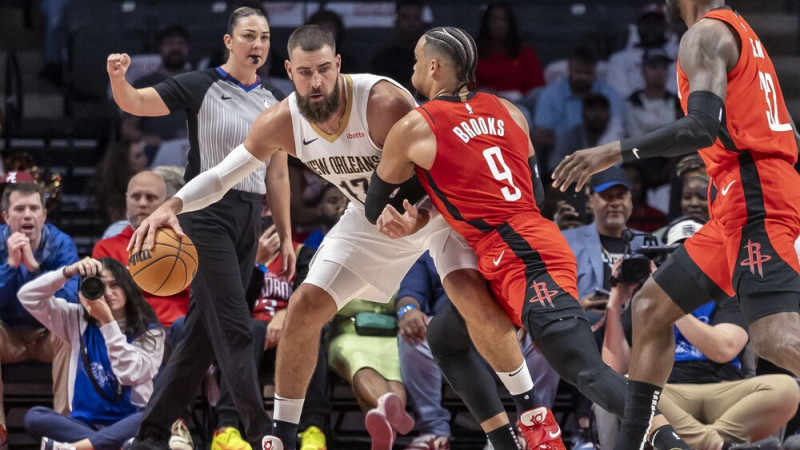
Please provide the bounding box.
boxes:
[137,190,269,446]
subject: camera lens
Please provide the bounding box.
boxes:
[80,276,105,300]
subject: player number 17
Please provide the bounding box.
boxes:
[482,146,521,202]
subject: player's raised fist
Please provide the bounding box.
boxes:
[106,53,131,78]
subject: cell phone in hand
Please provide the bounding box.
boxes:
[566,188,590,224]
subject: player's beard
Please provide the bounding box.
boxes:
[297,83,341,124]
[665,0,683,27]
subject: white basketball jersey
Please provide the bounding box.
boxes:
[289,74,413,208]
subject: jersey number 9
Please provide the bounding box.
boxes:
[482,146,521,202]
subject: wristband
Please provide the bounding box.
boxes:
[397,304,418,320]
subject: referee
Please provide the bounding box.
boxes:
[107,7,294,448]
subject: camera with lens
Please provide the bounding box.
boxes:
[618,230,678,285]
[80,276,105,300]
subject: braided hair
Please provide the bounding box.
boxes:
[422,27,478,95]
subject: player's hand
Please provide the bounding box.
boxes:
[265,309,287,349]
[107,53,131,80]
[551,143,622,192]
[128,198,184,254]
[256,225,281,266]
[6,232,28,268]
[376,200,430,239]
[275,239,296,280]
[398,308,428,345]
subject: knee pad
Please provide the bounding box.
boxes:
[427,301,505,423]
[427,301,471,359]
[532,317,626,417]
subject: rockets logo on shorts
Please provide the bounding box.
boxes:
[740,239,772,277]
[528,281,558,308]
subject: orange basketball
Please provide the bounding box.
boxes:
[128,228,198,296]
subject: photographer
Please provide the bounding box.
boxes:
[598,218,799,450]
[18,257,164,450]
[562,166,650,306]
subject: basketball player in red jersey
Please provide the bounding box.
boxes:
[365,26,690,450]
[551,1,800,448]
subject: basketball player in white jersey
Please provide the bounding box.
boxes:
[131,25,543,450]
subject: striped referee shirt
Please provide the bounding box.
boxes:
[154,67,282,195]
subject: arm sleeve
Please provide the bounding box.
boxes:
[174,144,264,212]
[17,270,81,342]
[397,255,434,313]
[101,322,165,386]
[365,172,426,224]
[620,91,723,162]
[528,155,545,210]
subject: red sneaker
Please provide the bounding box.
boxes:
[517,407,566,450]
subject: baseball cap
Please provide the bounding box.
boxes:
[0,171,36,184]
[639,3,666,19]
[643,48,673,65]
[663,217,705,245]
[589,166,632,194]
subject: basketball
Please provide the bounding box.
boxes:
[128,228,198,296]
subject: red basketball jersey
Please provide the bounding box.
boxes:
[415,93,538,245]
[677,8,797,180]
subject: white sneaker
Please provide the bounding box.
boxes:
[375,392,415,435]
[40,437,76,450]
[169,419,193,450]
[262,436,284,450]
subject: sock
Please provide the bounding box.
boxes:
[486,424,522,450]
[615,380,661,450]
[650,424,690,450]
[273,395,305,448]
[496,361,538,415]
[272,420,298,449]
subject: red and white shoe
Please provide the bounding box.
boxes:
[262,436,284,450]
[517,407,566,450]
[365,408,396,450]
[377,392,415,434]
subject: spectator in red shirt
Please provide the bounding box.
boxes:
[475,2,544,102]
[93,171,189,328]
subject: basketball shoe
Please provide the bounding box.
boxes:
[212,427,251,450]
[169,419,193,450]
[262,436,284,450]
[365,392,415,450]
[298,425,327,450]
[517,407,566,450]
[405,434,451,449]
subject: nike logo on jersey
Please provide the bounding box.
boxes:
[493,250,505,266]
[221,94,232,100]
[721,180,736,196]
[303,138,318,145]
[632,148,641,159]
